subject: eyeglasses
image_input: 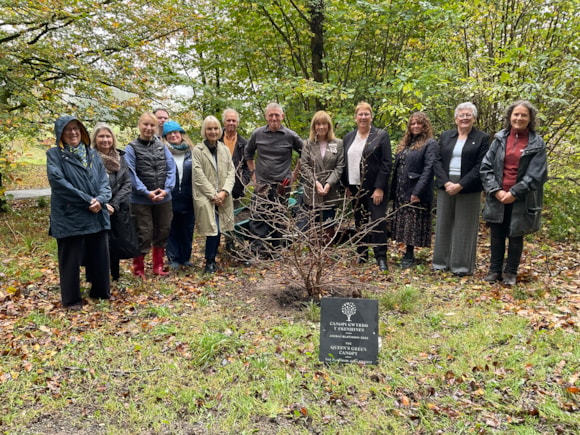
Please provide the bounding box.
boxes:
[457,113,474,119]
[64,126,81,132]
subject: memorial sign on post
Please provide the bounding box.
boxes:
[319,297,379,364]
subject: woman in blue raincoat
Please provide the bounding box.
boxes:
[47,116,111,309]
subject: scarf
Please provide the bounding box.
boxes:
[98,149,121,174]
[204,140,218,165]
[168,142,189,153]
[66,143,88,168]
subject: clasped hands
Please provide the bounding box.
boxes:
[444,182,463,196]
[494,189,516,204]
[148,188,168,203]
[88,198,102,213]
[212,190,228,206]
[315,181,331,196]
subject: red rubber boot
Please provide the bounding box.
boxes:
[132,255,145,277]
[152,247,169,276]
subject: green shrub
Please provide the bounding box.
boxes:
[543,180,580,242]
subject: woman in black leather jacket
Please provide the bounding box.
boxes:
[391,112,437,268]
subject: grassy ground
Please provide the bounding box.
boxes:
[3,164,48,191]
[0,163,578,434]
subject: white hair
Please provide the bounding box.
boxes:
[454,102,478,119]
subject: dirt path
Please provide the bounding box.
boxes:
[5,188,51,199]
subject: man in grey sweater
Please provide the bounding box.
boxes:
[244,102,303,257]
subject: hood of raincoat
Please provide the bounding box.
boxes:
[54,115,91,148]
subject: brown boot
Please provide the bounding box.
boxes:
[132,255,145,277]
[152,247,169,276]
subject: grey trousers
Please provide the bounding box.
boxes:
[432,188,481,275]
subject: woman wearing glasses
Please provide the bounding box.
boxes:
[47,116,112,309]
[432,102,490,276]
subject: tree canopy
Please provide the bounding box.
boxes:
[1,0,579,172]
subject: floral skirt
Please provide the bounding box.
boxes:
[391,201,432,247]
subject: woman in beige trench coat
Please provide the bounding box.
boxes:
[192,116,236,273]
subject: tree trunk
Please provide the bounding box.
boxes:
[309,0,325,111]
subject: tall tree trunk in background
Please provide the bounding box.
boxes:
[309,0,325,111]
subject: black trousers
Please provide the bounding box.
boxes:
[350,185,388,260]
[489,203,524,275]
[249,183,288,252]
[57,231,110,307]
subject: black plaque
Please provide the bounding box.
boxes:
[319,297,379,364]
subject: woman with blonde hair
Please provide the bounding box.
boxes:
[124,112,176,277]
[192,116,236,273]
[341,102,392,272]
[299,110,344,237]
[92,123,138,280]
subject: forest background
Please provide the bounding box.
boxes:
[1,0,579,205]
[1,1,579,433]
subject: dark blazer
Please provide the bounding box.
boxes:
[107,151,138,259]
[341,126,392,194]
[169,148,193,213]
[434,127,490,194]
[391,138,437,203]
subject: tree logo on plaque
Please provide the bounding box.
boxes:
[319,297,379,364]
[342,302,356,321]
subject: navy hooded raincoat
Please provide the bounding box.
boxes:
[47,116,111,239]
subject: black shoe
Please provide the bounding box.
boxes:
[503,273,517,286]
[65,303,83,311]
[452,271,470,277]
[204,261,217,274]
[484,272,502,282]
[377,257,388,272]
[399,257,415,269]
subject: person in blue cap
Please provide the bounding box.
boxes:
[162,120,195,269]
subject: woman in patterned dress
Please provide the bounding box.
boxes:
[391,112,437,268]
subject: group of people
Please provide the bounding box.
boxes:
[47,111,240,309]
[47,99,547,309]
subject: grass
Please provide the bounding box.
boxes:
[2,272,578,434]
[0,184,579,433]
